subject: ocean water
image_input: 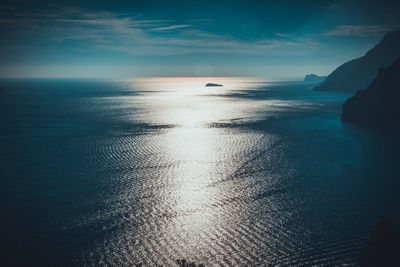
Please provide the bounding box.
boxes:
[0,77,399,266]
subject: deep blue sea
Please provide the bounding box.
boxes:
[1,78,399,266]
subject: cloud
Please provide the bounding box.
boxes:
[323,25,391,36]
[0,6,321,56]
[273,33,293,38]
[150,24,190,31]
[189,19,211,22]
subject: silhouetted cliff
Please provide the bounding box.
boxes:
[341,58,400,132]
[304,74,326,83]
[314,30,400,93]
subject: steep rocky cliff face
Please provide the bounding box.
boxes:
[314,31,400,93]
[341,58,400,133]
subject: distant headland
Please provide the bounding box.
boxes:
[304,74,326,83]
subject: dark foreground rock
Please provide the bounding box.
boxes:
[341,58,400,133]
[360,219,400,267]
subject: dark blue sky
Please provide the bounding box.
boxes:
[1,0,400,78]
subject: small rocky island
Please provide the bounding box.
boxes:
[341,58,400,133]
[304,74,326,83]
[205,83,223,87]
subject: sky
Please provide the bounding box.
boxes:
[1,0,400,79]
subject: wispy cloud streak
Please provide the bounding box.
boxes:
[151,25,190,31]
[0,6,322,56]
[322,25,391,36]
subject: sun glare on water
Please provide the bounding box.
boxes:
[114,77,271,263]
[127,77,265,127]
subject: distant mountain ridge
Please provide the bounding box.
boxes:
[304,74,326,83]
[314,30,400,93]
[341,58,400,133]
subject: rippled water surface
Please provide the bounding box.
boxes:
[1,78,399,266]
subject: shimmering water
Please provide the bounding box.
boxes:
[1,78,399,266]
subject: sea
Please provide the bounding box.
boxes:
[0,77,399,266]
